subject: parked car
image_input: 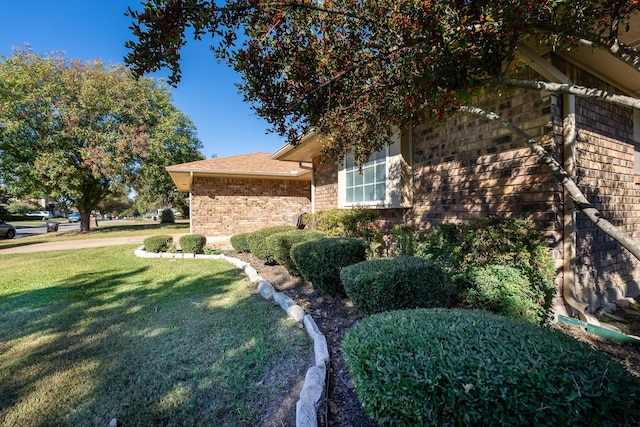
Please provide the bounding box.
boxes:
[68,212,81,222]
[26,210,51,220]
[0,220,16,239]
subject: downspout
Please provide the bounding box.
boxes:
[516,44,595,322]
[299,162,315,214]
[189,171,194,234]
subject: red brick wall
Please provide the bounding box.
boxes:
[409,87,563,259]
[191,176,311,236]
[313,156,339,211]
[555,59,640,309]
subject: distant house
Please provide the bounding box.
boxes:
[166,152,311,236]
[271,41,640,317]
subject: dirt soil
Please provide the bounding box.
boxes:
[231,251,640,426]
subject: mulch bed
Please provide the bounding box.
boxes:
[231,251,377,426]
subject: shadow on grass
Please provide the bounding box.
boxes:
[0,261,307,426]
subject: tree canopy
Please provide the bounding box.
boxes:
[126,1,639,154]
[0,47,202,231]
[135,107,205,217]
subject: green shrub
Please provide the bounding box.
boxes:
[390,224,419,256]
[246,225,297,263]
[143,235,173,253]
[265,229,326,276]
[342,308,640,427]
[6,202,37,215]
[462,264,544,324]
[309,207,380,238]
[230,233,250,252]
[203,247,221,255]
[179,234,207,254]
[291,237,367,295]
[341,256,450,315]
[160,208,175,224]
[308,207,382,257]
[416,217,556,323]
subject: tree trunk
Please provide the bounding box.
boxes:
[78,208,91,232]
[460,105,640,261]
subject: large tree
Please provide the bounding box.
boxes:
[0,47,201,231]
[135,106,204,218]
[125,0,640,257]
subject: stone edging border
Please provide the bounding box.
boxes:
[134,247,328,427]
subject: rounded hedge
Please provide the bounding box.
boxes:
[179,234,207,254]
[246,225,297,263]
[341,256,450,315]
[290,237,367,295]
[143,235,173,253]
[230,233,250,253]
[342,309,640,427]
[265,229,326,276]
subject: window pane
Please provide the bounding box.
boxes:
[364,165,374,183]
[364,184,376,201]
[354,171,363,186]
[376,164,386,182]
[346,187,354,203]
[375,183,386,201]
[346,171,354,187]
[354,187,363,202]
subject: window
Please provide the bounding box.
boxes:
[344,149,387,204]
[338,129,412,208]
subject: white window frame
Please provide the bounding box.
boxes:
[342,147,389,206]
[338,129,408,208]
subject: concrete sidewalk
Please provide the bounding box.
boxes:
[0,235,232,255]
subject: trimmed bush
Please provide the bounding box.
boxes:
[462,264,544,324]
[308,207,383,257]
[246,225,297,263]
[415,217,556,324]
[309,207,380,238]
[265,229,326,276]
[290,237,367,295]
[341,256,450,315]
[390,224,419,256]
[160,208,175,224]
[143,235,173,253]
[230,233,250,253]
[343,308,640,427]
[179,234,207,254]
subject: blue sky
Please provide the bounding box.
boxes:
[0,1,287,159]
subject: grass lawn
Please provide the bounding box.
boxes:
[0,245,311,426]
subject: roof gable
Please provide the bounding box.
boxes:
[167,152,311,192]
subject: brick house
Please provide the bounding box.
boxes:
[271,42,640,317]
[166,152,311,236]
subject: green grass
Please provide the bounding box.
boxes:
[0,246,310,426]
[0,221,190,250]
